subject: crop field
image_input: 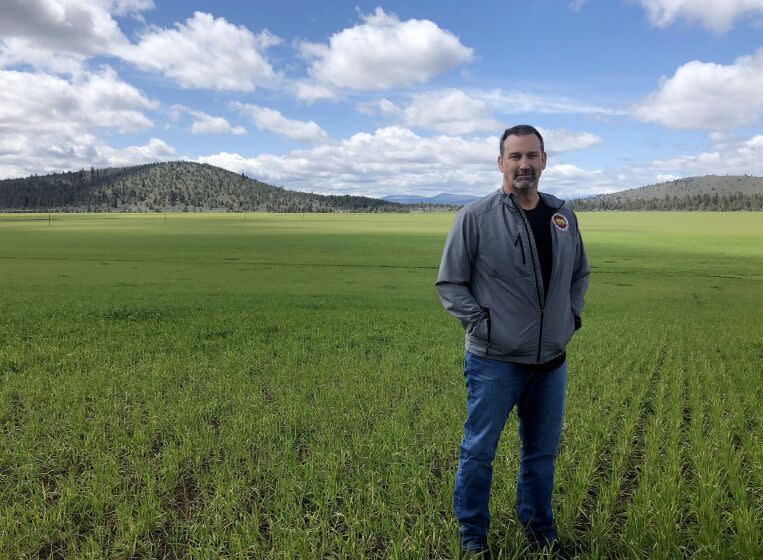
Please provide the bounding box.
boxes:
[0,212,761,559]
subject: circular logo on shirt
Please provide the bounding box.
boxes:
[552,213,569,231]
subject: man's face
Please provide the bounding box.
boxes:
[498,134,547,193]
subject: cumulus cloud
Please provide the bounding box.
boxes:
[0,0,133,56]
[0,67,166,179]
[111,0,155,17]
[0,67,156,133]
[197,126,613,198]
[639,0,763,33]
[190,114,246,135]
[117,12,281,91]
[233,102,328,143]
[369,90,500,135]
[294,81,338,103]
[648,134,763,176]
[297,8,472,92]
[359,90,605,147]
[170,105,246,135]
[362,88,620,130]
[0,133,175,180]
[541,164,617,197]
[0,37,86,74]
[539,128,602,154]
[656,174,679,182]
[633,48,763,129]
[0,4,281,93]
[603,133,763,189]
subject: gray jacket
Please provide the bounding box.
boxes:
[436,189,589,364]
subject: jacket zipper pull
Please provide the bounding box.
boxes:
[514,233,526,264]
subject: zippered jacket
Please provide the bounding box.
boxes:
[436,189,589,364]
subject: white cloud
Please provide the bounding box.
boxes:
[539,128,603,153]
[117,12,281,91]
[190,113,246,135]
[294,81,338,102]
[197,126,613,198]
[0,37,86,75]
[111,0,155,17]
[105,137,174,164]
[297,8,472,91]
[542,164,617,197]
[0,67,156,133]
[0,133,174,179]
[0,4,280,94]
[656,174,679,182]
[361,89,614,139]
[233,102,328,143]
[648,134,763,176]
[169,105,246,135]
[375,89,500,135]
[639,0,763,33]
[633,48,763,129]
[569,0,587,12]
[0,0,133,57]
[0,67,164,179]
[478,89,622,116]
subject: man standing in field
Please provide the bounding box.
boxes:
[436,125,589,557]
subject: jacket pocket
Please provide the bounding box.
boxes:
[469,307,491,343]
[487,278,540,357]
[479,239,531,279]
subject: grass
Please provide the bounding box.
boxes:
[0,211,761,559]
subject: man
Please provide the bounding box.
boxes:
[436,125,589,557]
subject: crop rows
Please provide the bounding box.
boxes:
[0,212,760,559]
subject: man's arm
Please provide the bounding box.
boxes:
[570,212,590,330]
[435,209,486,333]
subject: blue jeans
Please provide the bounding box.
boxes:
[454,352,567,550]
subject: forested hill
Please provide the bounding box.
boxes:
[0,161,455,213]
[571,175,763,211]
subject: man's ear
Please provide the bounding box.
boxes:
[497,155,504,172]
[541,152,547,170]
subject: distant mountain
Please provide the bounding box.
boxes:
[571,175,763,211]
[0,161,453,213]
[383,193,482,206]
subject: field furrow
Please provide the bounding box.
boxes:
[0,212,761,559]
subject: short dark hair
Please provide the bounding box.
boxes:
[499,125,545,156]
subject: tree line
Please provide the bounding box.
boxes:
[571,192,763,211]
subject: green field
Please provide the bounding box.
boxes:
[0,212,761,559]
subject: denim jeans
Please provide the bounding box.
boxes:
[454,351,567,550]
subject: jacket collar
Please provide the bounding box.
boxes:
[498,189,565,212]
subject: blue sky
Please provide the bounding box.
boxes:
[1,1,762,198]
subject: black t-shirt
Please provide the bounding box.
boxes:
[523,197,554,300]
[521,197,566,372]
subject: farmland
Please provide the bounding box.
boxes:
[0,212,761,559]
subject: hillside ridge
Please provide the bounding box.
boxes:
[571,175,762,211]
[0,161,455,213]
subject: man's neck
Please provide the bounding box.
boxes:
[504,186,540,210]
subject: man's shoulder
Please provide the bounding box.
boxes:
[459,188,503,219]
